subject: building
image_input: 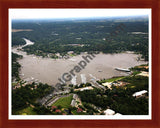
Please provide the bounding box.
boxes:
[102,82,112,89]
[74,86,93,92]
[71,94,78,107]
[132,90,148,97]
[77,108,83,113]
[137,65,149,69]
[114,113,122,116]
[137,71,149,77]
[51,106,57,110]
[67,51,74,54]
[55,109,61,113]
[70,99,76,107]
[71,94,82,108]
[113,81,129,87]
[104,109,115,115]
[73,94,78,99]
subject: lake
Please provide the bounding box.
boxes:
[12,39,148,86]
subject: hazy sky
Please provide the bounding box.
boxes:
[9,9,151,19]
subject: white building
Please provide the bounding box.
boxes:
[132,90,148,97]
[137,71,149,77]
[104,109,115,115]
[114,113,122,116]
[102,82,112,89]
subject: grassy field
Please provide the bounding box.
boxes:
[52,95,73,108]
[15,106,37,115]
[98,76,125,84]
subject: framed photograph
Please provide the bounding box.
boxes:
[0,0,160,128]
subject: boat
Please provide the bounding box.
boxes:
[115,68,130,72]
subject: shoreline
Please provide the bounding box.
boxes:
[12,38,146,61]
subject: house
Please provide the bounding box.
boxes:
[104,109,115,115]
[77,108,83,113]
[137,65,149,69]
[102,82,112,89]
[51,106,57,110]
[55,109,61,113]
[73,94,78,99]
[113,81,129,87]
[67,51,74,54]
[137,71,149,77]
[55,53,60,57]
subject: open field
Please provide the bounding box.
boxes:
[52,95,73,108]
[15,106,37,115]
[12,29,33,32]
[98,76,125,84]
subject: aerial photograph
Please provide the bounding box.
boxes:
[10,9,150,118]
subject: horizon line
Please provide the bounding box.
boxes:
[12,15,148,21]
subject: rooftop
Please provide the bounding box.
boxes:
[132,90,148,97]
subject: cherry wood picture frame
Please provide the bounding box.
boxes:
[0,0,160,128]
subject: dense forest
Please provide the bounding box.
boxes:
[12,53,23,81]
[12,16,149,60]
[12,36,26,46]
[12,82,54,115]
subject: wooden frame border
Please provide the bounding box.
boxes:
[0,0,160,128]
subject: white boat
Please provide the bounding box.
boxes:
[115,68,130,72]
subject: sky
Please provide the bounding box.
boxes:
[9,9,151,20]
